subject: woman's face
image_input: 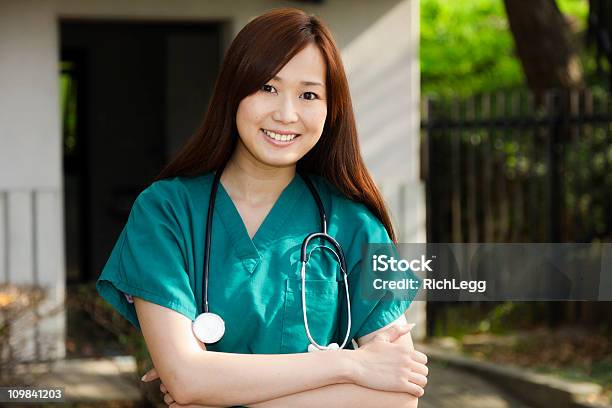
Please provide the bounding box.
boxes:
[235,43,328,168]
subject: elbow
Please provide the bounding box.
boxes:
[179,388,220,407]
[172,389,193,406]
[169,380,206,406]
[172,370,217,406]
[161,369,198,406]
[164,352,220,406]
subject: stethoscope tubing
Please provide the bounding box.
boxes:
[203,161,227,313]
[203,164,351,349]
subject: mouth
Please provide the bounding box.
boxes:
[261,128,301,144]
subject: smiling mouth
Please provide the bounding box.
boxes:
[261,128,300,142]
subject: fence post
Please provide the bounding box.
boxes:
[547,90,568,243]
[547,90,558,243]
[423,97,433,244]
[547,89,570,327]
[450,97,463,243]
[422,97,439,337]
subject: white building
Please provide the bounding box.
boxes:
[0,0,424,361]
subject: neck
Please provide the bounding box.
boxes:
[220,146,296,205]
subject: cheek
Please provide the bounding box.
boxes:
[237,96,267,127]
[306,105,327,132]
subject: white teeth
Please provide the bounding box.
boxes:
[262,129,297,142]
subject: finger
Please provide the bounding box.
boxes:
[141,367,159,382]
[410,361,429,377]
[160,383,167,394]
[164,392,175,405]
[402,380,425,398]
[411,350,428,365]
[406,371,428,388]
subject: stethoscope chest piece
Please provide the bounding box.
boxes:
[307,342,340,352]
[192,312,225,344]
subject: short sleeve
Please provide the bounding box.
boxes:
[96,182,198,330]
[341,204,415,342]
[350,259,413,340]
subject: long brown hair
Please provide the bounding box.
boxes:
[154,7,397,243]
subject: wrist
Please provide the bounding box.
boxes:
[334,349,359,384]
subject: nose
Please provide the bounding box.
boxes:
[272,94,299,124]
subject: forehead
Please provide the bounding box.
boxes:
[274,43,326,86]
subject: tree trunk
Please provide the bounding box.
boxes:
[503,0,584,101]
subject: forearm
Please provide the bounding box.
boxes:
[249,383,418,408]
[181,349,353,407]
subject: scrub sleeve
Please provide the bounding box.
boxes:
[349,257,413,341]
[96,182,198,331]
[340,201,415,343]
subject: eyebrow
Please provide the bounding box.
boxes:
[272,75,324,88]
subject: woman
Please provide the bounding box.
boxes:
[97,7,427,408]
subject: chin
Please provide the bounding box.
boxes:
[261,157,299,168]
[255,152,301,168]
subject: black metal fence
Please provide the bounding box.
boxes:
[420,88,612,334]
[421,88,612,245]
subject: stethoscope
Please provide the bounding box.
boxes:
[191,162,352,352]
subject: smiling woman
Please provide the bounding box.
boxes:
[233,43,328,169]
[96,7,427,408]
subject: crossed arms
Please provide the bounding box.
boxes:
[134,297,428,408]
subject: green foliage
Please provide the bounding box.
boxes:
[421,0,589,97]
[421,0,522,97]
[557,0,589,28]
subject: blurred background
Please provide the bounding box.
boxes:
[0,0,610,407]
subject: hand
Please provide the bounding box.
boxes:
[141,367,222,408]
[353,323,428,396]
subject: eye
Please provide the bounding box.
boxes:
[261,84,277,94]
[301,92,319,101]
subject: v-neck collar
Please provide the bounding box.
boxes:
[214,173,306,274]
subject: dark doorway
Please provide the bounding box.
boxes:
[60,21,222,285]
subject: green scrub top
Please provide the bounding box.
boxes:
[96,172,413,354]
